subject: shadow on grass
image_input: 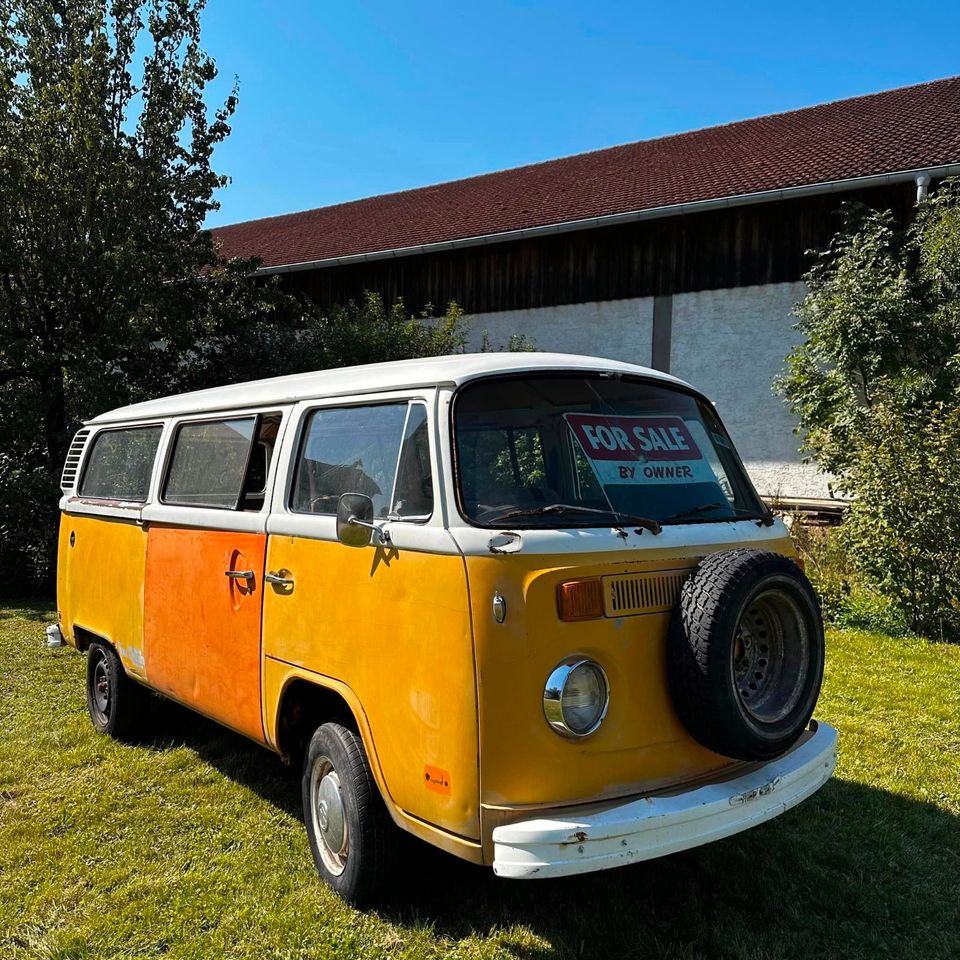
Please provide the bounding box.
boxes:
[140,696,302,820]
[140,700,959,959]
[0,597,55,622]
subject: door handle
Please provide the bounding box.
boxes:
[265,570,294,587]
[225,569,255,582]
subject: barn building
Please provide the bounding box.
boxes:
[212,77,960,505]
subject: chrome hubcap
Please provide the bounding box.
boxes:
[310,757,347,876]
[733,585,809,724]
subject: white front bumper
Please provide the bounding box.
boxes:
[492,720,837,879]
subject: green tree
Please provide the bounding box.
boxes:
[0,0,273,590]
[0,1,258,469]
[0,1,473,593]
[778,181,960,639]
[842,398,960,640]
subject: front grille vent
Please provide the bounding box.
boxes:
[603,569,690,617]
[60,428,91,492]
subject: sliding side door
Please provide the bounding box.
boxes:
[141,409,287,743]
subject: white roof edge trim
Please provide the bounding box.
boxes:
[85,354,692,425]
[247,163,960,277]
[87,380,457,425]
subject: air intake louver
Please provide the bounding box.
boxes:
[603,570,689,617]
[60,428,91,492]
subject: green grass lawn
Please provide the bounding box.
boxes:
[1,602,958,960]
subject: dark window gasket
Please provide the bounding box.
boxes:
[287,399,434,523]
[448,371,767,530]
[76,423,164,504]
[160,414,260,511]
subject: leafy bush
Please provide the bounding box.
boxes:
[779,180,960,641]
[181,293,467,391]
[0,293,472,597]
[842,399,960,641]
[788,520,850,622]
[789,521,910,637]
[0,446,61,590]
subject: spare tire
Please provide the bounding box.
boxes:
[667,548,825,761]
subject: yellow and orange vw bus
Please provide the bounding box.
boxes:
[52,353,836,904]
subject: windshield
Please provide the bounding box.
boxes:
[453,374,766,528]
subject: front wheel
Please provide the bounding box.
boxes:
[302,722,399,906]
[85,641,148,740]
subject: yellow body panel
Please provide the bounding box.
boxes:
[57,513,149,677]
[260,658,484,863]
[261,536,479,841]
[468,535,797,818]
[57,504,798,864]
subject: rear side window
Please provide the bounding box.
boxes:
[292,402,433,520]
[78,426,162,502]
[163,418,257,508]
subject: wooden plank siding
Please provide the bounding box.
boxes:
[277,182,917,315]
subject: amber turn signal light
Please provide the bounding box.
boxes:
[557,578,605,621]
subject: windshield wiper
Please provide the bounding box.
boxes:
[488,503,662,535]
[662,501,729,522]
[662,501,775,526]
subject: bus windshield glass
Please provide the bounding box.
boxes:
[454,374,766,528]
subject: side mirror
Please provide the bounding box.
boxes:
[336,492,376,548]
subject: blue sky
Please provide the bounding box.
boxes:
[202,0,960,227]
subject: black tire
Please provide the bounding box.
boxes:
[302,722,399,906]
[667,549,825,761]
[85,641,148,740]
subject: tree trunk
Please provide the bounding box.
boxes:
[39,364,69,479]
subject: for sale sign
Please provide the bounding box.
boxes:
[565,414,717,486]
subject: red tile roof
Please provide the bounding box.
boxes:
[212,77,960,270]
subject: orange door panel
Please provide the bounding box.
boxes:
[144,526,266,742]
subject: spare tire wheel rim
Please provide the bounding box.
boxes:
[732,580,810,725]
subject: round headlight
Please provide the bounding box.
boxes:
[543,658,609,738]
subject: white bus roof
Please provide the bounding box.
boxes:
[87,352,694,425]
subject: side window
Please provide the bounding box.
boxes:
[392,404,433,519]
[292,402,433,520]
[78,426,162,502]
[239,415,282,512]
[163,417,256,509]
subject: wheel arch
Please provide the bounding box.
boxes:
[73,624,109,654]
[272,673,397,811]
[270,667,485,866]
[72,626,144,679]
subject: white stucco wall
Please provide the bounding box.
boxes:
[465,297,655,365]
[670,282,829,500]
[464,283,832,501]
